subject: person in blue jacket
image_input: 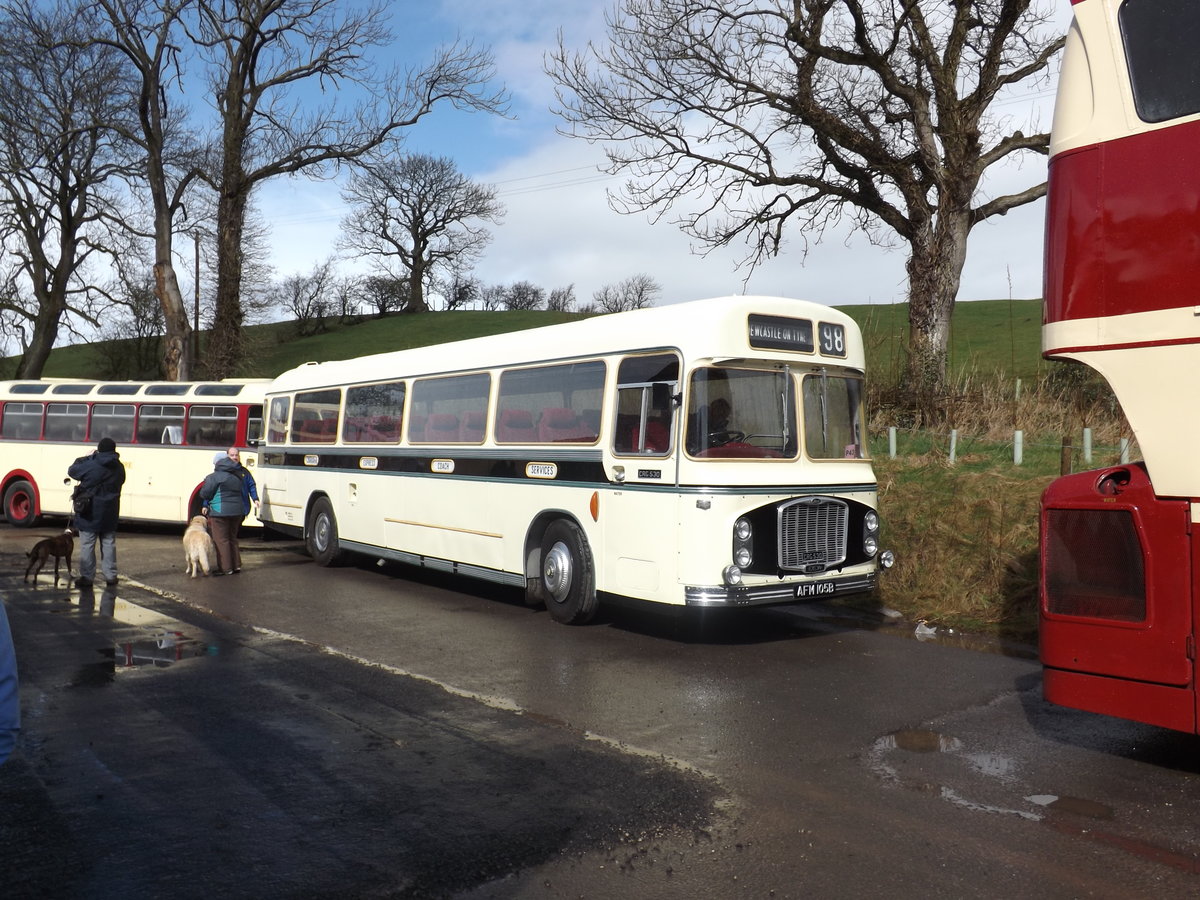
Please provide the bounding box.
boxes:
[199,451,248,574]
[67,437,127,588]
[0,599,18,765]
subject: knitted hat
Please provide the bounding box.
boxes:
[97,437,116,453]
[213,452,227,465]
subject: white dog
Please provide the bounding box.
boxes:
[182,515,217,577]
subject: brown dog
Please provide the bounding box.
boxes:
[25,528,75,584]
[183,515,217,577]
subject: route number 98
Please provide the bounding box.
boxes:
[818,322,846,357]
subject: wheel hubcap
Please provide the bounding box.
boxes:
[543,541,572,604]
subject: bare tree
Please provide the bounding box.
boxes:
[439,270,482,311]
[269,259,336,337]
[189,1,506,374]
[89,0,205,380]
[97,273,166,380]
[504,281,545,311]
[548,0,1062,412]
[546,285,576,312]
[0,1,135,377]
[592,274,660,313]
[361,275,408,317]
[341,154,503,314]
[478,283,507,312]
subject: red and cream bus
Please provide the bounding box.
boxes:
[257,296,893,624]
[0,379,267,527]
[1039,0,1200,731]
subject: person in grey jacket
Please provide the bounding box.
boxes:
[199,452,247,575]
[67,437,126,588]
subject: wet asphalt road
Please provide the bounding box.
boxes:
[2,522,1200,899]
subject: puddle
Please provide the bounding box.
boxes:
[1028,794,1115,820]
[46,589,223,682]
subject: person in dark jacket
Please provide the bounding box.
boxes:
[225,447,259,519]
[0,599,18,766]
[67,436,127,588]
[199,452,247,575]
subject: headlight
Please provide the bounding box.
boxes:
[734,518,752,541]
[723,565,743,585]
[864,511,879,533]
[734,546,752,567]
[864,536,878,556]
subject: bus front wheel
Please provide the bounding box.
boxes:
[539,520,597,625]
[306,497,344,566]
[4,480,37,527]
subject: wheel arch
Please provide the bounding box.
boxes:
[523,508,591,604]
[2,469,41,514]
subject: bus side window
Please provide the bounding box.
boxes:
[267,397,289,443]
[613,355,678,455]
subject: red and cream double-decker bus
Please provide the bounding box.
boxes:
[1039,0,1200,731]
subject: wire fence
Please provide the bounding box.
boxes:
[870,426,1137,475]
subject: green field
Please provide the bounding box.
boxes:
[35,297,1048,385]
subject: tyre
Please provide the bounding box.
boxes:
[3,479,37,527]
[305,496,344,566]
[539,519,598,625]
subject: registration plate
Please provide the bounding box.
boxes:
[796,581,836,598]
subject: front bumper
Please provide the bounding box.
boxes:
[685,572,877,608]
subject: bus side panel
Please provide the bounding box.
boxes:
[385,471,504,573]
[1042,668,1195,734]
[1045,121,1200,328]
[593,487,682,606]
[1040,465,1194,713]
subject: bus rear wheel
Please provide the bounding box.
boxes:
[4,480,37,527]
[306,497,344,566]
[540,520,597,625]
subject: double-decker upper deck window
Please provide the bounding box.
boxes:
[496,361,605,444]
[291,390,341,444]
[92,403,136,443]
[802,373,866,460]
[1120,0,1200,122]
[344,382,405,443]
[408,374,490,443]
[187,405,238,447]
[2,402,43,439]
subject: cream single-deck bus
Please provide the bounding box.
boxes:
[257,296,893,623]
[0,379,267,526]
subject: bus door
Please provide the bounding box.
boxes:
[1040,463,1195,730]
[613,378,679,485]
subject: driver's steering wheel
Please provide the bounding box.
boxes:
[708,429,746,447]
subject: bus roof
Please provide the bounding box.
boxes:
[0,378,270,399]
[268,295,863,394]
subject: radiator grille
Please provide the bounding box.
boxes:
[778,498,848,572]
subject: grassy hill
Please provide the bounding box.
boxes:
[35,297,1048,384]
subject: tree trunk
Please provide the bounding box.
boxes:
[405,255,429,314]
[154,259,191,381]
[904,210,971,423]
[16,295,64,378]
[208,183,248,379]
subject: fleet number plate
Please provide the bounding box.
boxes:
[796,581,835,598]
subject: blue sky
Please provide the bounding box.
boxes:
[257,1,1059,311]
